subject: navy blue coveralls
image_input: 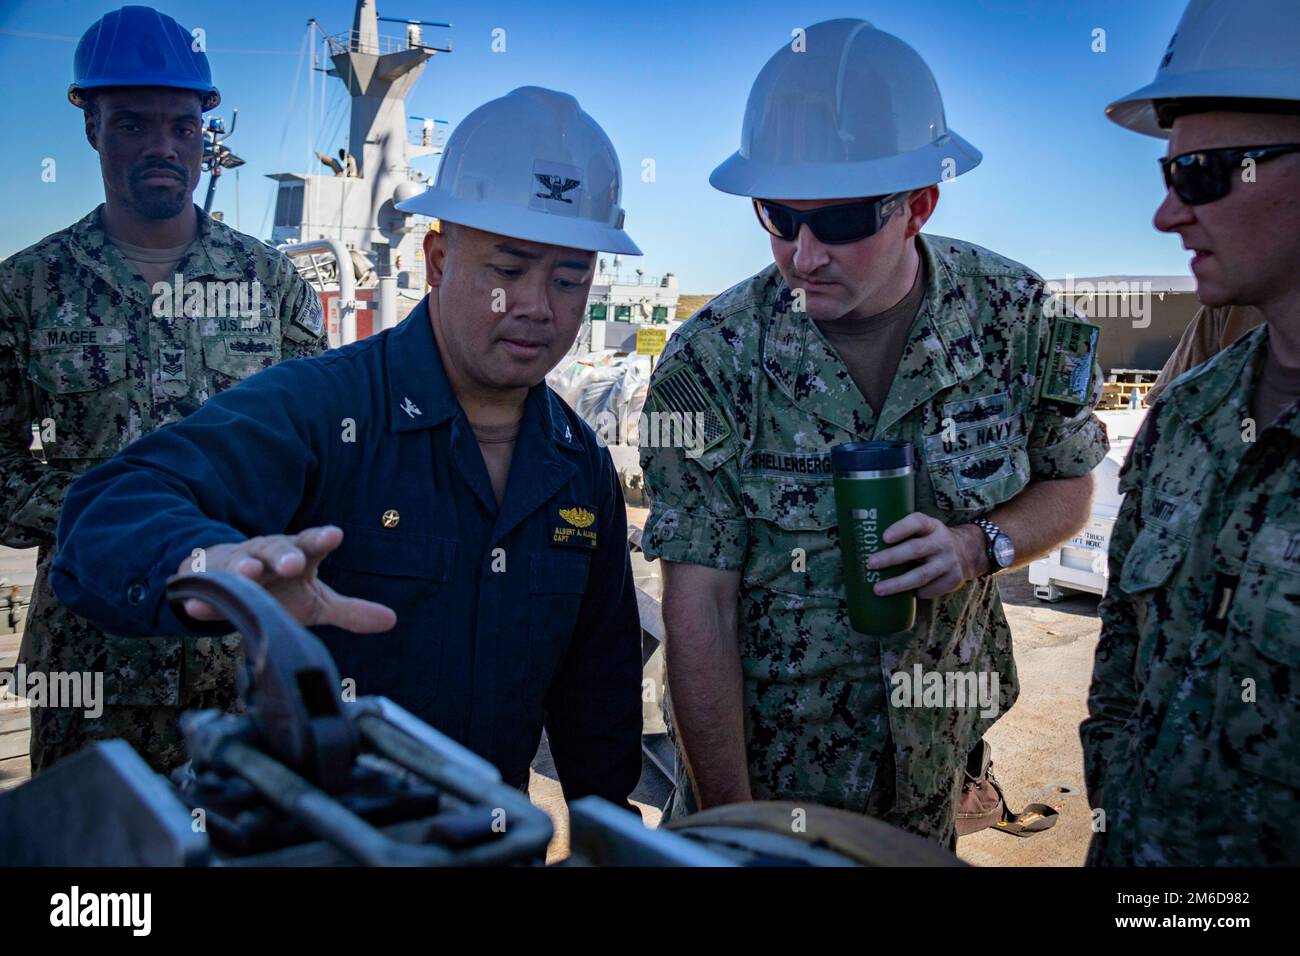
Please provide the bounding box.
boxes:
[51,299,643,803]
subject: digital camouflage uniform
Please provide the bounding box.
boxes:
[0,204,326,774]
[641,234,1108,843]
[1083,324,1300,866]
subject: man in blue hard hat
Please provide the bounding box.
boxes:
[0,6,326,774]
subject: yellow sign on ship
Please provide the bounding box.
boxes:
[636,327,667,356]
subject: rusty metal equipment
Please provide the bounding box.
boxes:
[0,571,552,866]
[0,571,964,867]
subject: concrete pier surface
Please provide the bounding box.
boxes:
[528,562,1103,866]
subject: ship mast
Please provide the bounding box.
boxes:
[268,0,450,290]
[327,0,448,181]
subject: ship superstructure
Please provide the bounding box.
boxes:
[267,0,677,348]
[268,0,448,292]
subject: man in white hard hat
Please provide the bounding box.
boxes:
[48,87,647,808]
[640,19,1108,844]
[1083,0,1300,866]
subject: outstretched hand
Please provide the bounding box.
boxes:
[176,525,397,634]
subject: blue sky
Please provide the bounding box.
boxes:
[1,0,1194,293]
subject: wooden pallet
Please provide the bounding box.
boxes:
[0,632,31,790]
[1106,368,1161,382]
[1099,380,1156,409]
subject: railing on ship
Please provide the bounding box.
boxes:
[594,272,674,288]
[324,28,451,57]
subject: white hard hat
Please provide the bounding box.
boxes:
[710,18,982,199]
[396,86,641,255]
[1107,0,1300,138]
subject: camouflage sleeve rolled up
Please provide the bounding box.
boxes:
[1025,288,1109,479]
[1080,405,1159,797]
[0,270,76,549]
[639,337,749,570]
[274,256,327,359]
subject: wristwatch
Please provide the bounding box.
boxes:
[971,518,1015,575]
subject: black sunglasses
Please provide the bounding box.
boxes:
[1160,143,1300,206]
[752,193,909,244]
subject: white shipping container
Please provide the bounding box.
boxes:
[1028,409,1149,602]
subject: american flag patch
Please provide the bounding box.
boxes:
[650,366,731,453]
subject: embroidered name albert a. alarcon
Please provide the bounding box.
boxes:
[550,502,598,549]
[743,449,833,476]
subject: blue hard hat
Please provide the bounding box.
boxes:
[69,5,220,111]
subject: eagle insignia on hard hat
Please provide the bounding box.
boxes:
[534,174,581,204]
[1106,0,1300,138]
[392,86,640,253]
[1159,32,1178,69]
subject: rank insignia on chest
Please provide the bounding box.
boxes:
[550,502,598,549]
[160,349,186,382]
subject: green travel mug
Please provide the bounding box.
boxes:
[832,441,916,635]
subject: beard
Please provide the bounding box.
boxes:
[125,162,193,220]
